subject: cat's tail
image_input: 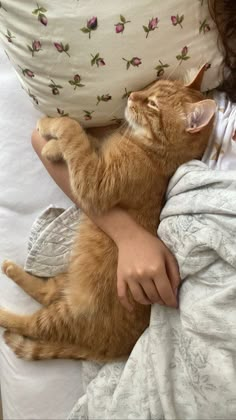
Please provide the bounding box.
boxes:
[3,330,90,360]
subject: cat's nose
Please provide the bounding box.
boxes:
[129,92,145,102]
[129,92,136,101]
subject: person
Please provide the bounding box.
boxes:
[31,0,236,312]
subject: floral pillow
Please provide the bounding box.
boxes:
[0,0,223,127]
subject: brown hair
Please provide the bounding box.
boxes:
[208,0,236,101]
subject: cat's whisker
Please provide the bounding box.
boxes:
[166,62,181,81]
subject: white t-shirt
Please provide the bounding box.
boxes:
[203,92,236,170]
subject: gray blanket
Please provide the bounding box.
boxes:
[25,161,236,420]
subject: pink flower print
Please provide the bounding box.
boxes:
[122,57,142,70]
[204,63,211,70]
[19,66,35,78]
[149,17,158,30]
[39,14,47,25]
[68,74,85,90]
[27,40,42,57]
[143,17,159,38]
[32,5,48,26]
[110,116,124,125]
[87,16,97,29]
[5,29,15,43]
[154,60,170,77]
[54,42,70,57]
[0,2,7,12]
[199,18,211,34]
[176,46,190,64]
[57,108,69,117]
[81,16,98,38]
[74,74,81,82]
[48,79,63,95]
[83,110,94,121]
[171,14,184,28]
[114,15,130,34]
[96,94,112,106]
[91,53,106,67]
[115,23,124,33]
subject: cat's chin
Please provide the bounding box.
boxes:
[125,109,148,138]
[125,107,141,131]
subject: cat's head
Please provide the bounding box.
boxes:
[125,66,216,160]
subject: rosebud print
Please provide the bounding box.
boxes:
[96,94,112,105]
[87,16,97,29]
[148,17,158,30]
[143,17,159,38]
[110,116,124,125]
[27,40,42,56]
[5,29,15,43]
[199,18,211,34]
[81,16,98,38]
[115,23,124,33]
[171,14,184,28]
[114,15,130,34]
[32,5,48,26]
[83,110,94,120]
[28,90,39,105]
[123,57,142,70]
[171,16,178,25]
[39,14,48,25]
[176,46,190,63]
[74,74,81,82]
[154,60,170,77]
[68,74,85,90]
[122,88,132,99]
[48,79,63,95]
[91,53,106,67]
[19,67,35,78]
[54,42,70,57]
[204,63,211,70]
[57,108,69,117]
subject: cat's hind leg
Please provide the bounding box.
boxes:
[2,260,66,305]
[4,331,90,361]
[0,299,75,342]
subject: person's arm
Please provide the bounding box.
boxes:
[31,130,180,310]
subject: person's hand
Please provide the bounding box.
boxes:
[116,226,180,311]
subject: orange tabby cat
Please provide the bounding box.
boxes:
[1,67,216,361]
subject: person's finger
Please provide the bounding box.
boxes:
[165,253,180,296]
[141,278,164,305]
[153,274,178,308]
[117,278,133,312]
[128,282,152,306]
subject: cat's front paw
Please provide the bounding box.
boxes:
[42,139,63,162]
[37,117,57,140]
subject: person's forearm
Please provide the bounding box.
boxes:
[31,130,139,244]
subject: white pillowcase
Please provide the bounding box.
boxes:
[0,0,223,126]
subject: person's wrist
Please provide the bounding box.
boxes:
[115,219,148,247]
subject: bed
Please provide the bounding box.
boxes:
[0,47,84,420]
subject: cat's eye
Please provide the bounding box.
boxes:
[147,99,158,109]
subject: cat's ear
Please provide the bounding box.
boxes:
[185,99,216,133]
[185,64,206,91]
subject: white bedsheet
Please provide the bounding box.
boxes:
[0,47,84,419]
